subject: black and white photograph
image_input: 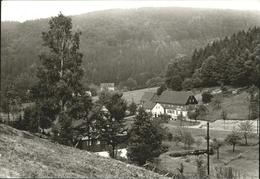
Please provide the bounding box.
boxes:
[0,0,260,178]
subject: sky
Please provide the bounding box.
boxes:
[2,0,260,22]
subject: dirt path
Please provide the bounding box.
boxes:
[179,119,258,133]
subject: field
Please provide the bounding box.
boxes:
[200,90,250,121]
[120,87,259,177]
[157,122,259,178]
[122,87,158,104]
[92,87,158,104]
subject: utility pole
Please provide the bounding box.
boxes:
[256,86,260,134]
[207,122,210,176]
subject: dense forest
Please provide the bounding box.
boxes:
[165,27,260,91]
[1,7,260,95]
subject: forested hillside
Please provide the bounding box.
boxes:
[165,27,260,91]
[2,7,260,93]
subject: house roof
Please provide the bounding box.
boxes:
[156,90,194,105]
[143,101,156,110]
[140,92,154,102]
[140,92,159,103]
[100,83,114,87]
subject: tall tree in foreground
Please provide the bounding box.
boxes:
[127,108,162,165]
[31,13,86,144]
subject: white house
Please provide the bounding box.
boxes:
[141,90,198,120]
[151,103,164,117]
[100,83,115,91]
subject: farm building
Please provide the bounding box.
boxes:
[100,83,115,91]
[141,90,198,120]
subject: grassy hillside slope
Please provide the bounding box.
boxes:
[0,124,164,178]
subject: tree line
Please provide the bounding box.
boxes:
[165,26,260,91]
[2,8,260,97]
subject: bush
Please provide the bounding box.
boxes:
[182,78,193,90]
[212,95,222,109]
[172,127,195,149]
[202,91,213,104]
[172,127,183,145]
[196,155,207,179]
[195,138,203,149]
[10,107,39,133]
[145,77,164,87]
[128,101,137,115]
[220,84,228,93]
[169,149,214,157]
[157,84,167,95]
[182,131,195,149]
[167,133,173,141]
[157,114,170,123]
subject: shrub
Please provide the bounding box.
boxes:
[128,101,137,115]
[157,84,167,95]
[167,132,173,141]
[11,107,39,133]
[202,91,213,104]
[212,95,222,110]
[172,127,183,145]
[182,78,193,90]
[157,114,170,123]
[173,127,195,149]
[182,131,195,149]
[195,138,203,149]
[196,155,207,179]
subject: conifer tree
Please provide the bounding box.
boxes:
[97,92,127,158]
[127,108,162,165]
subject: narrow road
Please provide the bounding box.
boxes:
[169,119,258,134]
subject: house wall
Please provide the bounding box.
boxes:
[107,87,115,91]
[164,105,188,120]
[151,103,164,117]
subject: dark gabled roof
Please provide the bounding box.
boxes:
[140,92,155,102]
[143,101,156,110]
[156,90,194,105]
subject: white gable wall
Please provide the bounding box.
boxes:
[151,103,164,117]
